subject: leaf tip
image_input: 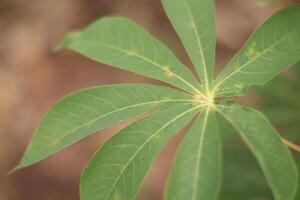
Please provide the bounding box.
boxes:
[54,31,81,52]
[8,150,42,174]
[8,163,24,175]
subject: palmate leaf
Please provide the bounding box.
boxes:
[162,0,216,93]
[165,109,221,200]
[214,6,300,96]
[15,1,300,200]
[217,102,298,200]
[58,17,204,96]
[14,84,194,171]
[80,104,202,200]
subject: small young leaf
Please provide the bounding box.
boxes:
[80,104,202,200]
[162,0,216,93]
[214,6,300,96]
[166,109,221,200]
[217,102,298,200]
[14,84,193,171]
[58,17,203,95]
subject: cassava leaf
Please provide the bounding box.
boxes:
[217,102,298,200]
[220,61,300,199]
[217,114,273,200]
[14,1,300,200]
[80,103,202,200]
[214,6,300,96]
[14,84,194,171]
[58,17,204,96]
[165,109,221,200]
[162,0,216,93]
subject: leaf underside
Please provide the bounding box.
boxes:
[16,1,300,200]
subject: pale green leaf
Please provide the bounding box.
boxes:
[14,84,194,171]
[58,17,203,96]
[80,104,202,200]
[166,109,221,200]
[162,0,216,94]
[217,102,298,200]
[214,6,300,96]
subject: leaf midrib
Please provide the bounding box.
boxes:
[181,0,210,94]
[191,109,209,200]
[50,99,198,144]
[103,105,203,200]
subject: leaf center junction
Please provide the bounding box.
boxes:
[194,93,216,110]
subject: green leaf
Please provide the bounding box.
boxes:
[58,17,204,96]
[15,2,300,200]
[256,74,300,109]
[217,115,273,200]
[80,103,202,200]
[162,0,216,94]
[255,74,300,124]
[165,109,221,200]
[14,84,194,171]
[214,6,300,96]
[217,102,298,200]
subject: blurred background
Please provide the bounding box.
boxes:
[1,0,300,199]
